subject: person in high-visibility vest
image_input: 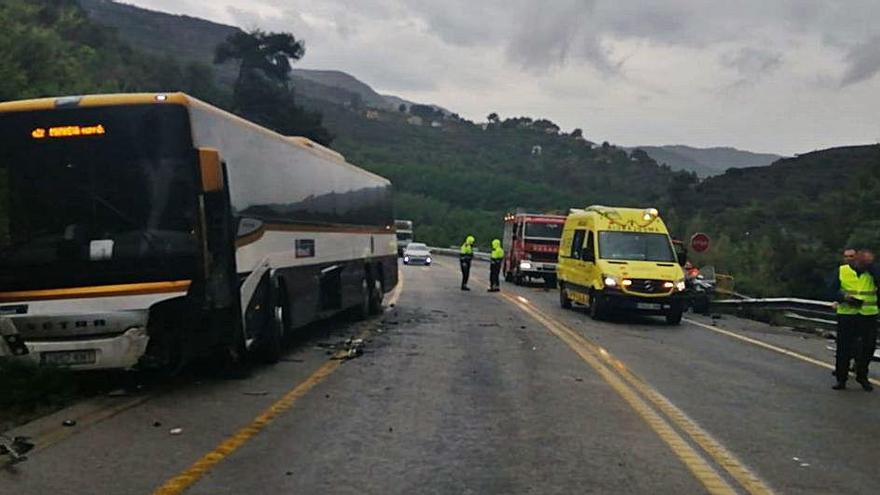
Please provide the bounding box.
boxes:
[488,239,504,292]
[460,235,475,291]
[829,248,878,391]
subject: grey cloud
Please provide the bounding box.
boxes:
[720,47,783,78]
[841,35,880,86]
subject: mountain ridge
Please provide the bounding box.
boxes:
[627,144,783,177]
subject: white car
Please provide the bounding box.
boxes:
[403,243,432,265]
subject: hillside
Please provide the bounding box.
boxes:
[78,0,240,85]
[79,0,438,114]
[631,145,783,177]
[668,144,880,298]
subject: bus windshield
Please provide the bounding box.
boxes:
[0,104,200,291]
[525,222,562,239]
[598,231,676,262]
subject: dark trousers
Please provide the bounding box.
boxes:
[835,314,877,382]
[489,260,501,288]
[460,259,471,287]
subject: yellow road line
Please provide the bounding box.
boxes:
[502,294,737,494]
[153,271,405,495]
[684,317,880,387]
[151,360,342,495]
[433,262,774,493]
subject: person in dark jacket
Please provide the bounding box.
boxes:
[829,248,878,391]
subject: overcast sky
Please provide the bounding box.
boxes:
[130,0,880,155]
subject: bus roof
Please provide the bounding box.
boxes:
[0,93,190,113]
[0,92,389,184]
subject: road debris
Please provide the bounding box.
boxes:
[107,389,130,398]
[169,428,183,435]
[62,419,76,427]
[152,421,162,427]
[1,435,34,464]
[331,338,366,360]
[243,391,269,396]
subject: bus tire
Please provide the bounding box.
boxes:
[259,284,289,364]
[353,277,371,321]
[559,283,572,309]
[368,276,383,315]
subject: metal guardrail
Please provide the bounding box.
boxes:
[712,297,839,330]
[428,247,491,262]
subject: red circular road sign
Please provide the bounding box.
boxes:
[690,233,710,253]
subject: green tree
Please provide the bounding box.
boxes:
[214,30,304,90]
[214,29,332,145]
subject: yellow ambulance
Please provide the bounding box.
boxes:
[556,206,687,324]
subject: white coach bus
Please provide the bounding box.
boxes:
[0,93,397,370]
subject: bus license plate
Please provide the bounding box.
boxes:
[41,350,97,366]
[636,303,662,310]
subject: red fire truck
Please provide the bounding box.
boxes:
[502,211,566,286]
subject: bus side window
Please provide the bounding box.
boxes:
[570,229,586,259]
[582,232,595,262]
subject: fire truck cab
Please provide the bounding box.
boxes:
[502,211,566,286]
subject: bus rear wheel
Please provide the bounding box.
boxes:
[352,277,372,321]
[368,276,383,315]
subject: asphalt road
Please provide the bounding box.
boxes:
[3,259,879,494]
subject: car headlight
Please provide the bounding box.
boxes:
[426,257,432,264]
[520,261,533,270]
[404,256,410,262]
[603,275,619,287]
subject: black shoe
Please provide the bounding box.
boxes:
[857,379,873,392]
[832,382,847,390]
[461,286,470,291]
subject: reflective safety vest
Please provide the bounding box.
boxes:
[837,265,879,316]
[460,236,475,256]
[490,239,504,261]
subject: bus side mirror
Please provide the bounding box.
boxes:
[199,148,224,192]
